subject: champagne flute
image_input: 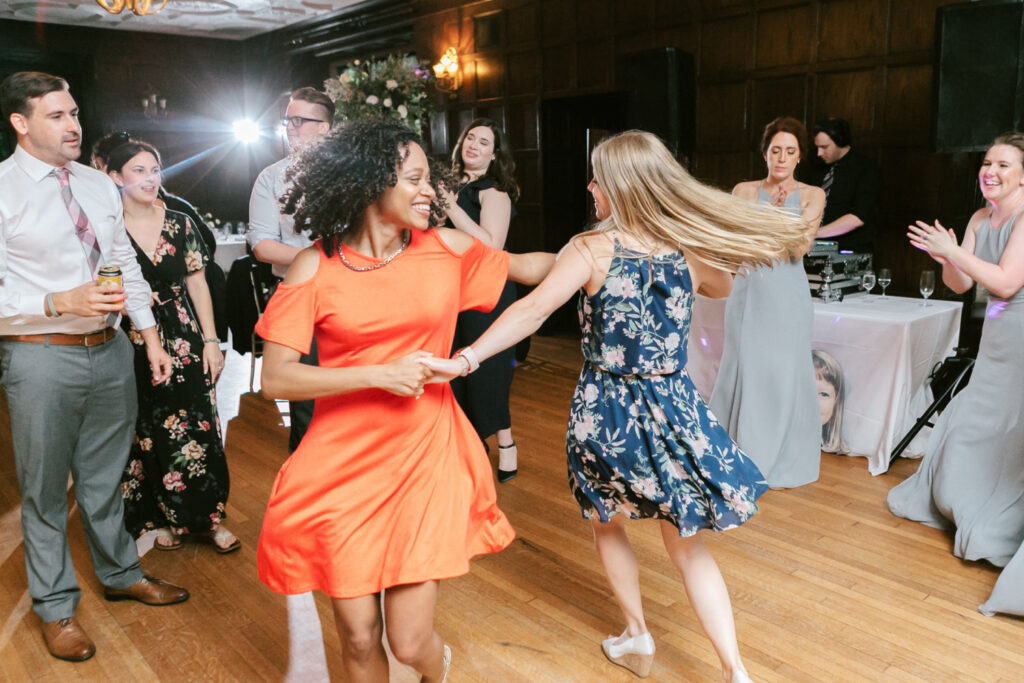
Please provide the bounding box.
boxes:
[919,270,935,306]
[877,268,892,297]
[861,270,876,299]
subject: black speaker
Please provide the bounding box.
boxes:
[617,48,696,161]
[934,0,1024,153]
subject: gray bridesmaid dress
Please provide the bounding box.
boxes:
[709,185,820,488]
[887,210,1024,616]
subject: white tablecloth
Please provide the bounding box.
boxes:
[687,294,962,475]
[213,237,247,272]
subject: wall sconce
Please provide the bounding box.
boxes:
[142,91,167,119]
[432,47,462,96]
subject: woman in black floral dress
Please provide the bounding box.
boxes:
[106,140,238,553]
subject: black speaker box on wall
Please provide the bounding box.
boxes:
[934,0,1024,153]
[617,48,696,161]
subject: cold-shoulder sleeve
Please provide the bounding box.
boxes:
[459,237,511,313]
[255,278,317,354]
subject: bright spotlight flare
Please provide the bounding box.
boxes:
[233,119,261,144]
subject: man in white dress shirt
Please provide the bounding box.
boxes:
[247,86,333,452]
[0,71,189,662]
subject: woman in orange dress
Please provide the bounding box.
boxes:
[255,119,553,682]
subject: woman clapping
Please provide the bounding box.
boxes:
[710,117,824,488]
[888,132,1024,616]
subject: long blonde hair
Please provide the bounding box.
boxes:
[591,130,812,272]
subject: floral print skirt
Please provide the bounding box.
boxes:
[566,362,768,536]
[121,289,229,537]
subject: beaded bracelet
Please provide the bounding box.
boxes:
[203,337,221,344]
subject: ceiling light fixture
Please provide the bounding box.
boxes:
[95,0,169,16]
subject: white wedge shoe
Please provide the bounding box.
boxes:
[601,629,655,678]
[420,643,450,683]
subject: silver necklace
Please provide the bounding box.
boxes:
[339,232,411,271]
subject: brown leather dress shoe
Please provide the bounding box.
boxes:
[41,617,95,662]
[104,574,189,606]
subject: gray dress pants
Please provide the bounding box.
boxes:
[0,332,144,622]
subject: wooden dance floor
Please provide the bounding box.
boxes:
[0,334,1022,681]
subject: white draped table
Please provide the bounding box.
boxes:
[686,294,962,475]
[213,236,248,272]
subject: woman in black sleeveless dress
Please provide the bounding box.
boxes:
[444,119,521,481]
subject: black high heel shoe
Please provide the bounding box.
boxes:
[497,442,518,483]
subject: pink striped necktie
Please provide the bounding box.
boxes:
[52,167,118,327]
[52,167,103,276]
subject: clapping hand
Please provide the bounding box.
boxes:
[770,186,788,207]
[908,220,958,263]
[439,184,458,213]
[418,356,465,383]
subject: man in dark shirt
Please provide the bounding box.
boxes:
[809,118,882,255]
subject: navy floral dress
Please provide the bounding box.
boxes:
[120,209,230,537]
[567,241,768,536]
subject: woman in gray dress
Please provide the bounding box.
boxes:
[888,131,1024,616]
[709,117,825,488]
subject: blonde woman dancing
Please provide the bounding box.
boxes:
[423,131,810,681]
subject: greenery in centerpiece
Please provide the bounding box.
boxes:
[324,54,434,132]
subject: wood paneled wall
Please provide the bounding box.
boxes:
[0,20,252,221]
[3,2,990,295]
[413,0,985,296]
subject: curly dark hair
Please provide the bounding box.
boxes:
[281,119,453,257]
[451,118,520,203]
[760,116,808,162]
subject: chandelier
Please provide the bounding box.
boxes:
[95,0,168,16]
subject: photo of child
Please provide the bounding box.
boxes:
[812,349,849,454]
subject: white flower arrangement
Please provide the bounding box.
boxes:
[324,54,434,132]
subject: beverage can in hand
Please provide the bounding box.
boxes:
[97,265,123,288]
